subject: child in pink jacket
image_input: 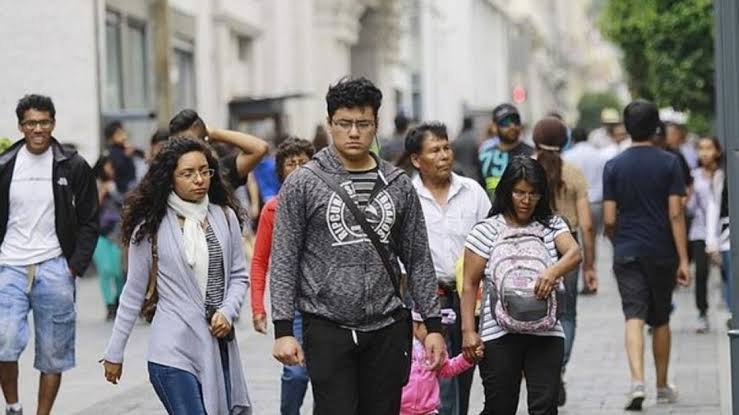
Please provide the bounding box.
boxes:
[400,311,480,415]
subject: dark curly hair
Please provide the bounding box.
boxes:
[275,137,315,183]
[326,76,383,121]
[121,136,242,245]
[16,94,55,122]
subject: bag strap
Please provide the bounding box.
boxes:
[303,163,403,301]
[144,233,159,302]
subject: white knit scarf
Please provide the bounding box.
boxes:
[167,192,209,296]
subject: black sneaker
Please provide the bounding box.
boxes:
[625,383,646,411]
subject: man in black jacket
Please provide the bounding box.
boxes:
[0,94,99,415]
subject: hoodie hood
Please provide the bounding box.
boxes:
[313,145,405,184]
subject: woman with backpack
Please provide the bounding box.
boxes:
[532,117,597,405]
[102,137,252,414]
[460,156,581,414]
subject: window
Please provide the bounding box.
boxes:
[103,9,150,111]
[171,37,196,112]
[104,10,123,110]
[127,18,149,108]
[236,35,252,62]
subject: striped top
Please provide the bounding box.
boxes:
[204,224,225,311]
[465,214,569,341]
[349,167,379,209]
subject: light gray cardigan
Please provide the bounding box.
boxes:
[104,205,251,414]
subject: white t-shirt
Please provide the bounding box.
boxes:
[413,173,491,285]
[465,214,569,342]
[0,145,62,266]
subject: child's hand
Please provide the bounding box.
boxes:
[463,345,484,363]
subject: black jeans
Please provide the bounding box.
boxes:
[690,240,710,315]
[302,313,412,415]
[479,334,564,415]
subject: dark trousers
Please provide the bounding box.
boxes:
[479,334,564,415]
[303,313,412,415]
[690,240,710,315]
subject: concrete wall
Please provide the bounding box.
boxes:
[0,0,101,162]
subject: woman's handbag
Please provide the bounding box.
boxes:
[140,234,159,323]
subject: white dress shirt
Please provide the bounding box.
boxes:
[413,173,491,285]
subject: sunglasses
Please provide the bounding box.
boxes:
[497,116,521,128]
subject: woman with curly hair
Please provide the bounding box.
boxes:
[102,137,252,414]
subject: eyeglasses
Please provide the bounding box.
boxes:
[497,116,520,128]
[21,119,54,130]
[284,158,309,169]
[332,119,375,132]
[512,190,541,202]
[176,168,215,181]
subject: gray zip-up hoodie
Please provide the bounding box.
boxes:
[270,146,441,337]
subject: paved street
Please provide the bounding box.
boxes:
[11,238,731,414]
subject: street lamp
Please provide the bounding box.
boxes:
[714,1,739,413]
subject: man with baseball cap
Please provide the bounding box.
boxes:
[603,99,690,410]
[478,103,533,202]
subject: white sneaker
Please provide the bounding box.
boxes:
[5,407,23,415]
[657,384,678,404]
[696,315,710,333]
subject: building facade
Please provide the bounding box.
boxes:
[0,0,623,161]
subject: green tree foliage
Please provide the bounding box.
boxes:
[600,0,714,133]
[576,91,622,132]
[0,137,11,154]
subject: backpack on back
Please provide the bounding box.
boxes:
[486,225,563,333]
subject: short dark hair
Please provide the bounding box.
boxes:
[169,109,203,135]
[93,154,114,181]
[571,127,588,143]
[394,113,410,132]
[150,129,170,146]
[326,77,383,121]
[16,94,56,122]
[623,99,660,142]
[404,122,448,157]
[104,121,124,141]
[275,137,315,183]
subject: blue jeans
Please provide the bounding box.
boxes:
[0,256,76,373]
[281,312,309,415]
[148,362,207,415]
[149,340,231,414]
[561,266,579,368]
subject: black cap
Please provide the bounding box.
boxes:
[623,99,660,141]
[492,103,520,124]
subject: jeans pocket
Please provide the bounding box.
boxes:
[52,310,75,361]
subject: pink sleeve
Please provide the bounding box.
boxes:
[438,353,475,378]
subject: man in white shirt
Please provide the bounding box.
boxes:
[0,95,99,415]
[564,127,609,296]
[408,122,491,415]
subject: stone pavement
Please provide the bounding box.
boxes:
[10,238,730,414]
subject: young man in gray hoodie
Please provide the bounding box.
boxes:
[270,77,445,414]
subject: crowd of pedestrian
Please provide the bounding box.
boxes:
[0,78,728,415]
